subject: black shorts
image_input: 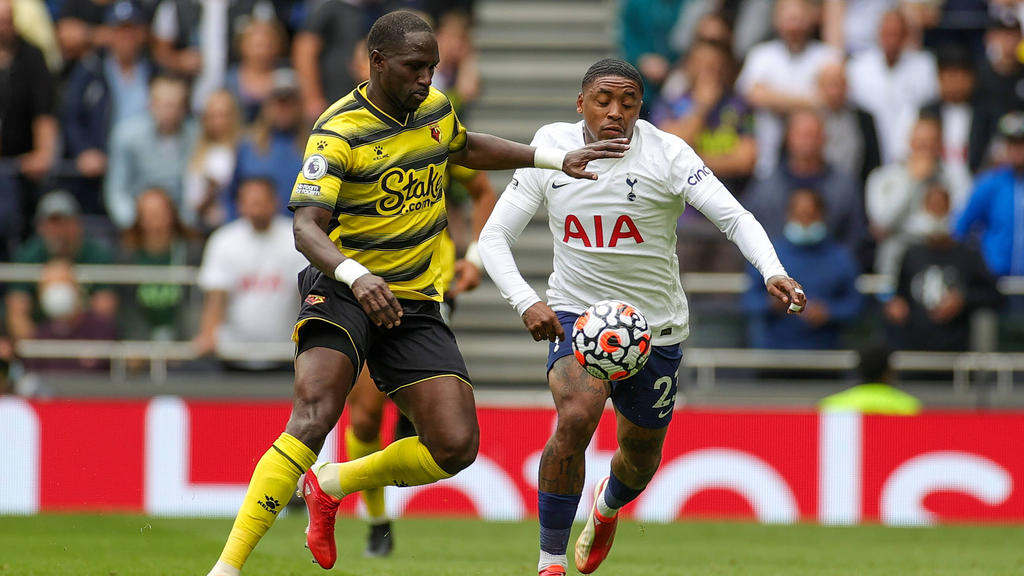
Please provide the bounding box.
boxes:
[293,266,471,396]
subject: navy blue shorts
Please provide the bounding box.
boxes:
[547,311,682,429]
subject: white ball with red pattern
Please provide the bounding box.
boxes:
[571,299,652,381]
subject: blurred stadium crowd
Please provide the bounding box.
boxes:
[0,0,1022,383]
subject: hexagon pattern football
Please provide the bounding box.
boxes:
[571,300,653,381]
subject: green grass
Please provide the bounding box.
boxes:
[1,514,1023,575]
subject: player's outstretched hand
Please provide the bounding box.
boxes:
[766,275,806,315]
[448,259,481,297]
[522,301,565,342]
[352,274,404,328]
[562,138,630,180]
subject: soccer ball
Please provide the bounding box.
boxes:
[571,299,652,381]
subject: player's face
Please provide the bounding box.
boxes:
[577,77,642,143]
[374,31,439,114]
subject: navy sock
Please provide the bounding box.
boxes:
[538,491,581,556]
[604,470,644,510]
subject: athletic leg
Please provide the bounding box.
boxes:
[600,413,667,517]
[538,357,609,574]
[209,345,355,576]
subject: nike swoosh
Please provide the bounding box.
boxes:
[658,409,672,419]
[551,181,571,189]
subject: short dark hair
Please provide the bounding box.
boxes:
[582,58,644,96]
[936,46,974,72]
[238,176,277,198]
[367,10,433,55]
[859,344,892,383]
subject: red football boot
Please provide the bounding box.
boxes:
[539,565,567,576]
[574,476,619,574]
[298,469,342,569]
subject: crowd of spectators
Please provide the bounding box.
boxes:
[624,0,1022,352]
[0,0,480,374]
[1,0,1023,378]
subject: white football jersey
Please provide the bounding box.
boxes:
[481,119,787,346]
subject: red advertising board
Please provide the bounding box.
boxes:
[1,397,1021,524]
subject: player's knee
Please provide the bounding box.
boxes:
[348,408,382,441]
[554,406,601,450]
[286,386,344,447]
[427,426,479,475]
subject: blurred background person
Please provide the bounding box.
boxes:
[919,46,980,184]
[225,17,287,123]
[292,0,367,122]
[432,10,479,117]
[954,111,1024,278]
[0,0,58,233]
[117,186,200,341]
[744,189,862,350]
[885,184,1003,351]
[5,190,116,341]
[230,68,303,215]
[193,177,305,370]
[619,0,682,115]
[737,0,840,178]
[746,109,866,259]
[819,344,922,414]
[972,13,1024,171]
[20,259,117,372]
[11,0,59,72]
[104,73,196,229]
[847,10,938,164]
[816,60,881,187]
[654,39,756,195]
[55,0,115,76]
[183,89,240,232]
[60,0,151,215]
[866,116,970,278]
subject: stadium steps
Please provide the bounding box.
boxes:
[454,0,615,384]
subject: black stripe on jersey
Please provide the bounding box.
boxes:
[339,215,448,251]
[334,197,382,217]
[314,98,364,131]
[378,254,433,283]
[343,149,450,184]
[354,90,407,128]
[289,200,335,212]
[343,102,455,149]
[421,284,439,297]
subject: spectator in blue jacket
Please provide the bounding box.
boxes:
[619,0,683,115]
[745,188,863,349]
[60,0,151,214]
[954,111,1024,277]
[229,68,303,218]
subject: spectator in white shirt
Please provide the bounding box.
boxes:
[736,0,841,178]
[194,176,307,370]
[847,10,938,164]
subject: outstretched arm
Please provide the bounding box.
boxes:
[449,132,629,180]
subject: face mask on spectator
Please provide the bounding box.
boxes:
[784,221,827,245]
[40,282,80,320]
[906,213,951,239]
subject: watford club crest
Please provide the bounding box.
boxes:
[430,123,441,143]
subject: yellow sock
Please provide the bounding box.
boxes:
[217,433,317,570]
[345,426,388,522]
[316,436,451,498]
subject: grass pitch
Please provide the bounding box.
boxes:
[1,513,1022,575]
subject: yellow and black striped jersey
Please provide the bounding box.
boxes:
[289,82,468,301]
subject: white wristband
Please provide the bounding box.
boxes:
[334,259,371,286]
[464,241,483,272]
[534,147,567,171]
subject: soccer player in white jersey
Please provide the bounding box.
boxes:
[478,58,806,576]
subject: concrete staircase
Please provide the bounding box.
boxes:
[453,0,616,385]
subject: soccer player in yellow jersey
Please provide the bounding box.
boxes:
[344,165,496,558]
[206,10,627,576]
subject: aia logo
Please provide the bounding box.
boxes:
[687,165,713,186]
[258,494,281,515]
[305,294,326,305]
[563,214,644,247]
[429,123,441,143]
